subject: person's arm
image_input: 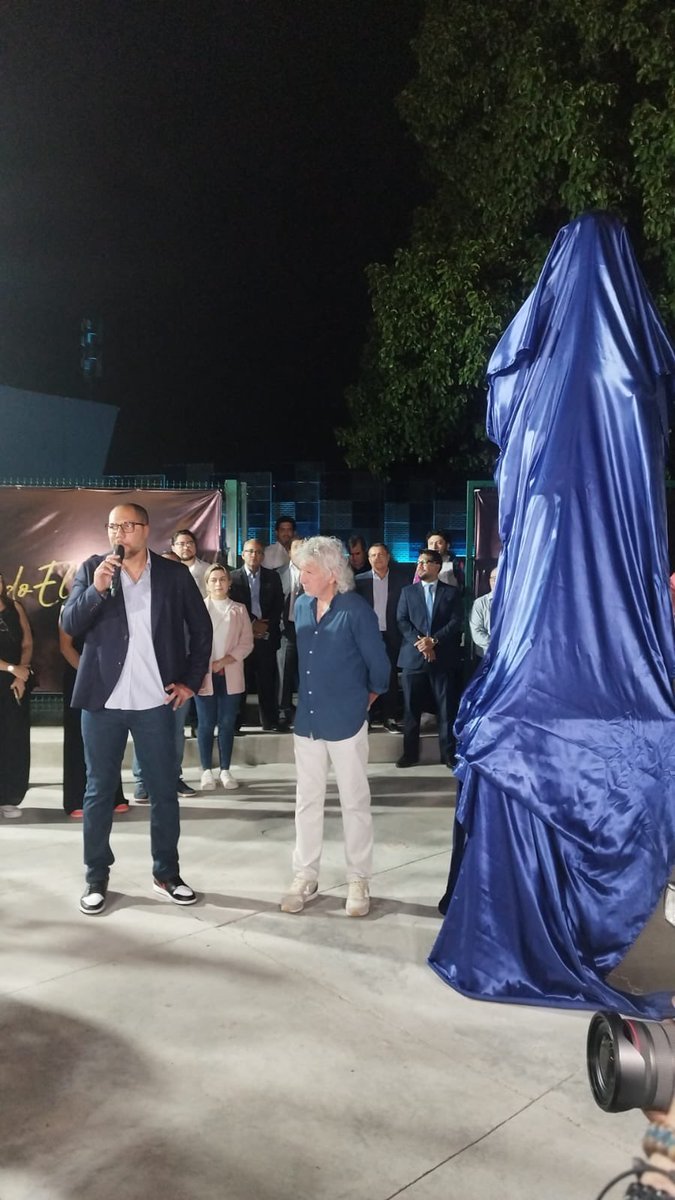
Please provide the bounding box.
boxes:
[58,624,81,671]
[214,607,255,670]
[228,607,254,662]
[351,599,391,697]
[430,589,463,644]
[2,602,33,698]
[637,1101,675,1196]
[62,556,116,638]
[469,595,490,652]
[166,570,213,702]
[396,589,424,645]
[16,602,33,666]
[267,570,284,630]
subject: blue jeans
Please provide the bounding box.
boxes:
[194,676,240,771]
[81,705,180,883]
[132,703,185,787]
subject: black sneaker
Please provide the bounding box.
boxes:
[177,780,197,798]
[152,875,197,905]
[396,755,418,768]
[80,879,109,916]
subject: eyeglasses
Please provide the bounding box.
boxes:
[105,522,147,533]
[173,540,195,549]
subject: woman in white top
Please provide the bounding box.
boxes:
[196,564,254,791]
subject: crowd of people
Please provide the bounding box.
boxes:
[0,504,496,920]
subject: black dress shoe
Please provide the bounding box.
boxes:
[396,755,418,768]
[383,719,402,733]
[80,879,109,916]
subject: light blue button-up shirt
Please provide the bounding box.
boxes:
[293,590,391,741]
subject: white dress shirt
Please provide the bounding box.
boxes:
[263,541,290,569]
[189,558,209,597]
[105,555,167,710]
[287,563,302,623]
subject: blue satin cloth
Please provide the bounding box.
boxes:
[429,213,675,1015]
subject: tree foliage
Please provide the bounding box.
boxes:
[339,0,675,476]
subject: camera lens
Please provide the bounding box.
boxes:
[587,1012,675,1113]
[588,1014,623,1110]
[596,1029,616,1093]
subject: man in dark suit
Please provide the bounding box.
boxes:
[229,538,284,730]
[396,548,463,768]
[276,536,304,729]
[355,542,410,731]
[62,502,212,915]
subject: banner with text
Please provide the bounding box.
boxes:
[0,487,222,692]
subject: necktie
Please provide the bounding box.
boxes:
[249,571,262,619]
[425,584,434,632]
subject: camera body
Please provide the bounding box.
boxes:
[587,1011,675,1112]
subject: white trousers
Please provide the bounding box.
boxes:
[292,722,372,882]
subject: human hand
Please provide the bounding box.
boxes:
[164,682,194,710]
[367,692,378,709]
[10,678,26,703]
[9,663,30,683]
[415,636,436,661]
[93,553,122,595]
[252,618,269,639]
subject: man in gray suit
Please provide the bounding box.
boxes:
[355,542,410,731]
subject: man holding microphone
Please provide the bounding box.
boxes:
[62,502,212,915]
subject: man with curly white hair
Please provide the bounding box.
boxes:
[280,536,390,917]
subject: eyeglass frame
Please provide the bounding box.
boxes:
[104,521,148,533]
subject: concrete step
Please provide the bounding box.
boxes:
[29,723,445,768]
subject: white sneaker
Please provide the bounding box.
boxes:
[220,770,239,791]
[0,804,22,818]
[280,876,319,914]
[200,770,216,792]
[346,879,370,917]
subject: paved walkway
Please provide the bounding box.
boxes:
[1,748,662,1200]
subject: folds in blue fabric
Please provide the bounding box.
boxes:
[429,212,675,1015]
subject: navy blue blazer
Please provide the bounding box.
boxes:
[396,581,463,673]
[62,551,213,711]
[355,566,412,649]
[229,566,284,651]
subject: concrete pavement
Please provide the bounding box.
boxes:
[0,735,666,1200]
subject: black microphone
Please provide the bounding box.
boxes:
[110,543,125,597]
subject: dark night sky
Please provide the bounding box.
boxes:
[0,2,424,475]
